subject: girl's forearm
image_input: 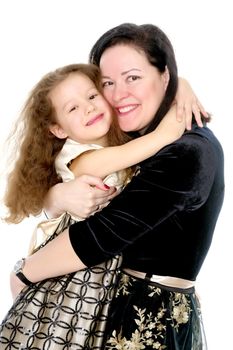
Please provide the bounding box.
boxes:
[72,106,184,179]
[23,228,86,283]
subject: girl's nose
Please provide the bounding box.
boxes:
[86,101,95,114]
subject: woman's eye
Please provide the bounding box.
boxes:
[102,81,113,88]
[128,75,140,82]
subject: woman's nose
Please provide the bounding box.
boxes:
[112,83,129,102]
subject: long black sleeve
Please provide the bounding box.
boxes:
[69,126,224,280]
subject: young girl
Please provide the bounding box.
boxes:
[0,63,184,349]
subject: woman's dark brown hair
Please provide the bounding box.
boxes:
[90,22,210,135]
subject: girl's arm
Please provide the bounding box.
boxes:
[70,105,185,179]
[44,79,206,218]
[176,77,208,129]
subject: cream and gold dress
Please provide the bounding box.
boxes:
[0,138,127,350]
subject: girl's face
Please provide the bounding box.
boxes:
[99,44,169,133]
[49,73,112,146]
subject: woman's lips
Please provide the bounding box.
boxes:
[116,104,138,116]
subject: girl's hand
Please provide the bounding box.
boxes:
[176,78,209,130]
[44,175,117,219]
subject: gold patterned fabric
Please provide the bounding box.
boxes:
[0,215,122,349]
[0,139,128,349]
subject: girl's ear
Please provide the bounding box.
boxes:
[49,124,68,139]
[163,66,170,91]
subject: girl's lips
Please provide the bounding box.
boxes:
[86,113,104,126]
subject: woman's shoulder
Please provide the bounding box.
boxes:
[141,125,222,173]
[159,126,212,155]
[178,125,223,157]
[182,124,221,143]
[156,125,224,173]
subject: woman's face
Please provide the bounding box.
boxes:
[99,44,169,133]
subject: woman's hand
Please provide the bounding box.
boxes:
[176,78,209,130]
[44,175,117,219]
[10,271,26,300]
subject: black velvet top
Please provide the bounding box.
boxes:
[69,125,224,281]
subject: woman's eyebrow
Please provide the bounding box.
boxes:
[102,68,141,79]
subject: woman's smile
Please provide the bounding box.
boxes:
[116,104,139,115]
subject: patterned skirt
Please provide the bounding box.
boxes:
[103,272,208,350]
[0,215,122,350]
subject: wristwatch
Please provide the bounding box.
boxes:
[13,258,32,286]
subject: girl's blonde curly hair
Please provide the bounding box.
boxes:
[4,63,131,224]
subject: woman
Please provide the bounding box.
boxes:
[9,23,224,349]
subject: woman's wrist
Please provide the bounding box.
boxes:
[21,229,86,284]
[13,258,33,285]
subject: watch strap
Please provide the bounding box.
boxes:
[16,271,33,286]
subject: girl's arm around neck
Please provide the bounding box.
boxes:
[71,105,184,178]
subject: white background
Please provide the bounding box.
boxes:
[0,1,232,349]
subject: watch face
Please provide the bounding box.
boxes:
[14,259,25,273]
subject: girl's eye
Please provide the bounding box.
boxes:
[69,106,78,113]
[89,93,98,100]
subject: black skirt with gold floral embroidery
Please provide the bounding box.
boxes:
[103,272,207,350]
